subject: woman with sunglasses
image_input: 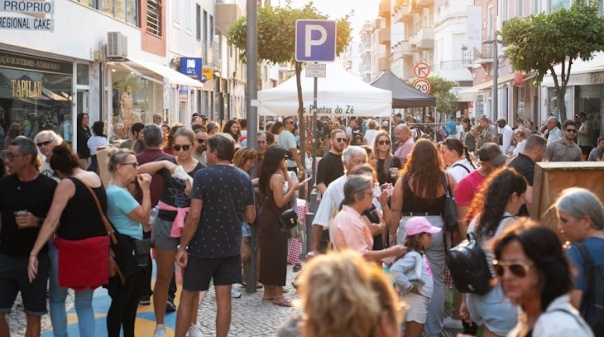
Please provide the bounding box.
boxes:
[105,149,152,337]
[490,221,594,337]
[460,168,528,337]
[373,130,401,186]
[440,137,476,183]
[137,127,205,337]
[163,123,184,155]
[553,188,604,332]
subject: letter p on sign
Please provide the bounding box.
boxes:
[296,20,336,62]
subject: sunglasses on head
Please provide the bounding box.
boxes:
[378,140,391,145]
[492,259,533,278]
[173,144,191,151]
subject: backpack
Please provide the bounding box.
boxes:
[446,232,493,295]
[576,243,604,337]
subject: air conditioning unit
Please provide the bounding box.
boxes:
[107,32,128,59]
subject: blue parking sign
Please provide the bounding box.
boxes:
[295,20,337,62]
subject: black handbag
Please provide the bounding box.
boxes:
[442,173,460,232]
[279,208,299,232]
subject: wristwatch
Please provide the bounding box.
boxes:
[177,245,188,252]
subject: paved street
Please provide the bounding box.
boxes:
[8,264,300,337]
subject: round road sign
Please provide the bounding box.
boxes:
[414,79,431,94]
[413,62,430,78]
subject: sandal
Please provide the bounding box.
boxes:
[272,296,292,307]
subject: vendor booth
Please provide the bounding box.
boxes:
[258,63,392,117]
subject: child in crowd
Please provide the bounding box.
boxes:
[390,217,441,337]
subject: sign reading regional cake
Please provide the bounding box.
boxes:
[0,0,54,31]
[295,20,336,62]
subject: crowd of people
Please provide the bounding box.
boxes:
[0,110,602,337]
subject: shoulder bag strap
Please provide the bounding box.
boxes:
[81,180,118,245]
[453,163,471,174]
[442,172,452,197]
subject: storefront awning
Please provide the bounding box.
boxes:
[456,73,521,102]
[542,52,604,87]
[120,58,204,88]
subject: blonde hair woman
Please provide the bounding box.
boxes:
[298,250,403,337]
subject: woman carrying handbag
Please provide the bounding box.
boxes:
[28,143,108,337]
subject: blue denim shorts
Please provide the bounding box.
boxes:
[466,284,518,335]
[242,223,251,237]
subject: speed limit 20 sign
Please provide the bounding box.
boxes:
[414,79,431,94]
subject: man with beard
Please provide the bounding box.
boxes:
[316,129,347,195]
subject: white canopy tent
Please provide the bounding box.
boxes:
[258,63,392,117]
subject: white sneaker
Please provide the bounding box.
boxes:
[187,324,204,337]
[153,324,167,337]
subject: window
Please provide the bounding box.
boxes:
[203,10,208,43]
[196,4,201,40]
[147,0,161,36]
[209,15,214,42]
[516,0,523,17]
[531,0,540,14]
[186,0,192,32]
[500,0,509,21]
[173,0,180,24]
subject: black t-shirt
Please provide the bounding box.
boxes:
[157,157,205,221]
[507,153,535,217]
[0,174,57,257]
[377,156,402,185]
[316,152,344,188]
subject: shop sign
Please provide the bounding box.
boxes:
[179,57,202,80]
[0,50,72,75]
[202,67,212,81]
[11,79,42,98]
[0,0,54,14]
[0,0,54,31]
[179,85,189,101]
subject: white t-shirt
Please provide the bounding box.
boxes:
[364,129,378,146]
[87,136,109,155]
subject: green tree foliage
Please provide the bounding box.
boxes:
[227,1,352,175]
[501,3,604,121]
[228,2,352,65]
[411,75,458,115]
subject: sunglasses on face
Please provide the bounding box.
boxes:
[335,137,347,143]
[36,140,52,147]
[565,128,577,133]
[173,144,191,151]
[493,259,534,278]
[197,139,206,144]
[378,140,391,145]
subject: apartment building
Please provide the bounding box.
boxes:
[0,0,247,151]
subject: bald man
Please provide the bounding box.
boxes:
[393,124,414,165]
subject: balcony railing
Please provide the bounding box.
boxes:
[379,27,391,44]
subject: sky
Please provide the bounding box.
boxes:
[284,0,380,33]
